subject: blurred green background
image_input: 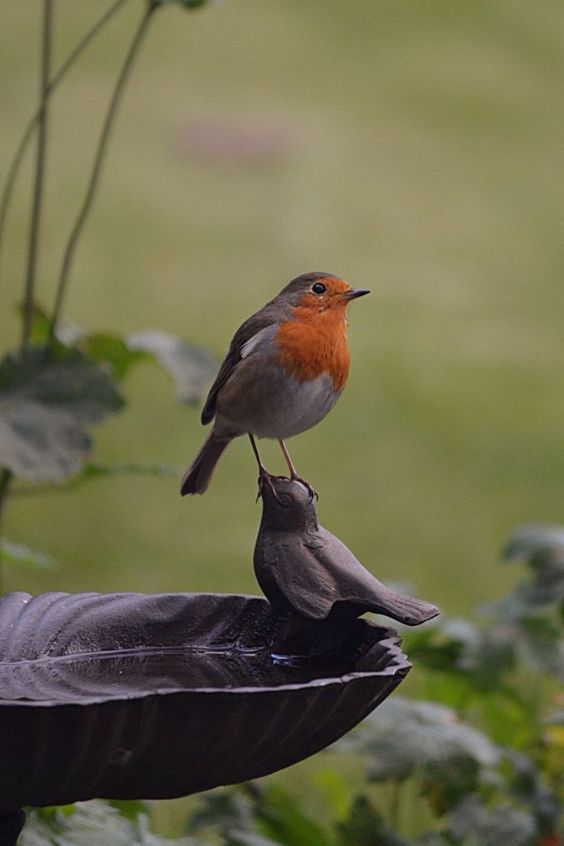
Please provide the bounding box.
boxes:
[2,0,564,615]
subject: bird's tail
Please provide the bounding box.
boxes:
[180,432,231,495]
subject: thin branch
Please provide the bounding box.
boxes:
[0,0,130,283]
[21,0,53,349]
[49,3,158,343]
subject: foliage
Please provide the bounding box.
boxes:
[21,801,204,846]
[15,531,562,844]
[177,533,561,846]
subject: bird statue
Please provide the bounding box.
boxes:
[254,477,439,625]
[180,272,369,497]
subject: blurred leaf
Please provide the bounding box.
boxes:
[82,462,178,479]
[342,698,500,809]
[517,616,563,678]
[405,617,516,687]
[176,0,208,7]
[128,330,216,404]
[21,799,204,845]
[336,795,407,846]
[82,333,146,380]
[108,799,148,819]
[313,768,353,819]
[505,750,562,834]
[499,525,564,610]
[504,525,564,564]
[0,346,123,482]
[447,795,537,846]
[229,834,282,846]
[252,785,329,846]
[191,788,258,837]
[0,539,55,569]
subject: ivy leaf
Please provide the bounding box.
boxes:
[128,330,216,405]
[0,539,55,570]
[447,796,537,846]
[0,346,123,482]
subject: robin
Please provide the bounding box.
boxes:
[254,476,439,624]
[180,271,369,496]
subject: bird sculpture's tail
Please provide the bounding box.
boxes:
[180,432,231,495]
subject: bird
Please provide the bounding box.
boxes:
[180,271,370,496]
[254,476,440,624]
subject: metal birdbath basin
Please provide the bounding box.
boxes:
[0,589,411,839]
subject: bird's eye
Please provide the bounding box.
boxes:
[311,282,326,295]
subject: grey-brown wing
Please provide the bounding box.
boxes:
[261,533,339,620]
[200,306,281,425]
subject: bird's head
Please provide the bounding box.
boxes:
[259,477,319,532]
[278,272,370,315]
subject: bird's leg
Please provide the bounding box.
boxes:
[249,434,282,502]
[278,439,318,500]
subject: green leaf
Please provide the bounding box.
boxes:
[505,750,562,833]
[500,525,564,609]
[0,539,55,569]
[82,333,146,380]
[191,788,258,837]
[0,346,123,482]
[342,698,501,808]
[253,785,329,846]
[22,799,206,845]
[336,796,408,846]
[517,616,563,678]
[405,617,516,688]
[447,796,537,846]
[82,462,178,479]
[503,525,564,563]
[128,330,216,405]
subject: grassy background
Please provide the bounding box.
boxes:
[2,1,564,613]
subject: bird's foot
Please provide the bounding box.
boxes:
[289,474,318,501]
[256,471,286,503]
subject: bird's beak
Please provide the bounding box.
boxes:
[343,288,370,300]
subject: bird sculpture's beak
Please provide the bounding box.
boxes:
[343,288,370,300]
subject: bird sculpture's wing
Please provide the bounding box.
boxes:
[304,528,439,624]
[201,307,281,425]
[257,530,343,620]
[259,527,438,624]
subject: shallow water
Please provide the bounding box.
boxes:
[0,642,371,703]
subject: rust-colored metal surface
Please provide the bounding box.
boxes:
[0,591,410,813]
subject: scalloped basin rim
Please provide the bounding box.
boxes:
[0,590,411,812]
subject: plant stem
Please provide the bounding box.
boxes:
[48,3,158,344]
[389,779,402,832]
[0,0,131,283]
[0,469,13,595]
[21,0,53,350]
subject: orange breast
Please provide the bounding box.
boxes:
[276,307,350,391]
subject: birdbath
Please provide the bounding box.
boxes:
[0,481,437,844]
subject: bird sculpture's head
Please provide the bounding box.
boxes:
[259,477,319,532]
[278,272,370,315]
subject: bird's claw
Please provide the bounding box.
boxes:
[256,471,318,503]
[256,471,285,503]
[290,474,318,501]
